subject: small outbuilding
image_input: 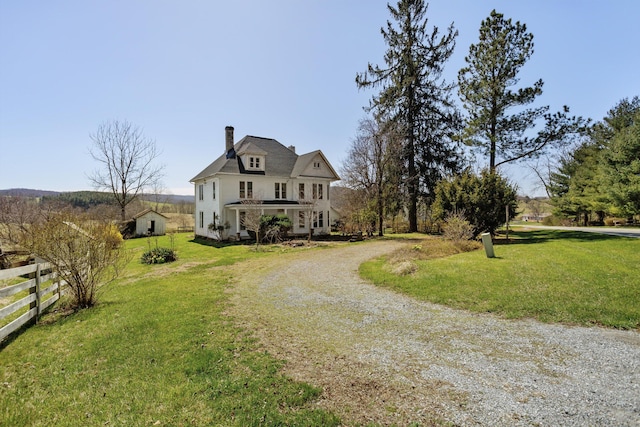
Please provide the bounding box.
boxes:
[132,209,167,236]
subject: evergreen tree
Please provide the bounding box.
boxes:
[601,101,640,215]
[549,142,607,225]
[458,10,584,172]
[550,97,640,222]
[356,0,461,232]
[432,169,518,236]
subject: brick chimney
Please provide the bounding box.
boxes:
[225,126,234,154]
[288,145,296,153]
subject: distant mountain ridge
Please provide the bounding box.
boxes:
[0,188,60,197]
[0,188,193,204]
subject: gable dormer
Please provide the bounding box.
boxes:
[237,144,267,173]
[292,151,340,180]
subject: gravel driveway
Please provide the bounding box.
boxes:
[228,240,640,426]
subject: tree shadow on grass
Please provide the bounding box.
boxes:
[494,229,630,245]
[189,237,254,248]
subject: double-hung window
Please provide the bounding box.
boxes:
[212,182,216,200]
[198,184,204,201]
[248,156,262,170]
[240,181,253,199]
[298,183,305,200]
[275,182,287,200]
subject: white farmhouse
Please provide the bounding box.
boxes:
[190,126,340,239]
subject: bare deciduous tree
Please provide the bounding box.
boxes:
[89,120,164,221]
[0,201,128,309]
[298,194,320,243]
[240,198,263,246]
[341,117,402,236]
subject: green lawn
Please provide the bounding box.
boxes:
[361,230,640,329]
[0,234,338,426]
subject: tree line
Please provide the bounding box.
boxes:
[340,1,611,236]
[546,97,640,225]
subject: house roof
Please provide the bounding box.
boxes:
[291,150,340,179]
[190,135,340,182]
[132,208,168,220]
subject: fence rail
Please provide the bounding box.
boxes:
[0,263,65,343]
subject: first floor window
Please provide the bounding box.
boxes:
[199,211,204,228]
[298,211,305,228]
[240,211,246,230]
[318,211,324,228]
[313,211,318,228]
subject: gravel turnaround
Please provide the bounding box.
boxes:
[229,241,640,426]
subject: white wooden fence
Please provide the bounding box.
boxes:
[0,263,65,343]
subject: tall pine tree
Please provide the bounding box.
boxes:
[458,10,584,173]
[356,0,461,232]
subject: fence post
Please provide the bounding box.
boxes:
[30,263,42,324]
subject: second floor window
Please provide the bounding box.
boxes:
[198,184,204,201]
[275,182,286,199]
[212,182,216,200]
[312,183,323,199]
[298,183,305,200]
[239,181,253,199]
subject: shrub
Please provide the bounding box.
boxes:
[260,214,293,243]
[432,169,518,236]
[542,215,570,226]
[141,247,177,264]
[604,217,626,226]
[0,206,128,309]
[442,211,475,241]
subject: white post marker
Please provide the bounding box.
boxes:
[481,232,495,258]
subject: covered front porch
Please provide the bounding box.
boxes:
[224,200,327,239]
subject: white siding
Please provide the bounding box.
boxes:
[135,212,166,236]
[194,171,334,238]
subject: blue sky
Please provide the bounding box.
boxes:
[1,1,638,196]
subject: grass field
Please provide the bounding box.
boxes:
[1,229,638,426]
[362,229,640,329]
[0,234,338,426]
